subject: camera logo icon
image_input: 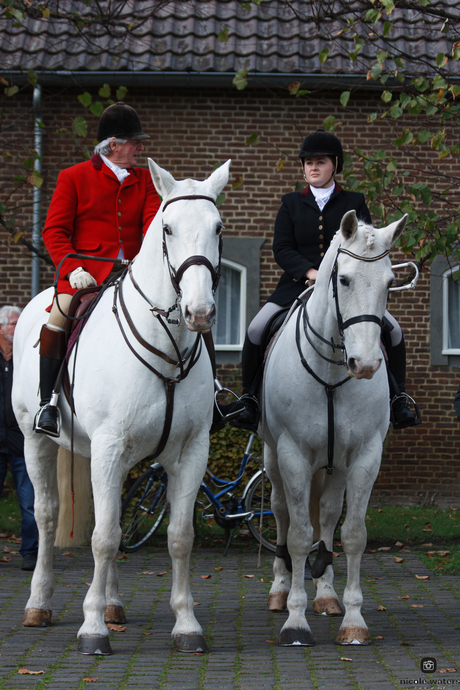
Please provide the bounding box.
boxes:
[421,657,437,673]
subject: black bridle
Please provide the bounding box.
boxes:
[162,194,223,298]
[297,244,392,475]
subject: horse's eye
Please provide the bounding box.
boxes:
[163,225,172,236]
[339,276,350,287]
[216,223,224,235]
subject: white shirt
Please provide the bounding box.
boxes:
[101,154,130,184]
[310,182,335,211]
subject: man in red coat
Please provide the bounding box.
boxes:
[34,102,161,437]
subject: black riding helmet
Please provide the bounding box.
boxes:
[97,102,150,142]
[298,128,343,174]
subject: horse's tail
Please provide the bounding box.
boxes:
[55,448,94,548]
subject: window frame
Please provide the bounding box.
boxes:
[442,264,460,355]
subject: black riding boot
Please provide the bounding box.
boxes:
[34,325,66,438]
[388,336,419,429]
[231,335,263,432]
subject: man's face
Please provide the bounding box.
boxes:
[0,312,18,343]
[108,139,145,169]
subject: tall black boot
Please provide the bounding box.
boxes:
[231,335,263,432]
[388,336,419,429]
[34,325,66,437]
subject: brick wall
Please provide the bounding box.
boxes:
[1,84,458,506]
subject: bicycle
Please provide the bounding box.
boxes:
[120,432,276,555]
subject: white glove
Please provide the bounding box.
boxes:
[69,267,97,289]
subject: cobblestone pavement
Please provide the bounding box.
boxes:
[0,542,459,690]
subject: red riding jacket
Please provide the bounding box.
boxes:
[43,155,161,294]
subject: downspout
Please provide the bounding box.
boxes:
[31,84,43,297]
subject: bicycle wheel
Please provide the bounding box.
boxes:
[243,470,277,553]
[120,465,168,553]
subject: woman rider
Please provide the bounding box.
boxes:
[233,128,418,432]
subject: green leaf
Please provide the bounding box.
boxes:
[27,69,38,87]
[215,193,225,207]
[381,0,395,15]
[414,76,429,92]
[28,170,43,189]
[323,115,338,131]
[289,81,301,95]
[417,130,431,144]
[370,63,383,79]
[382,21,392,37]
[381,91,392,103]
[116,86,128,100]
[233,68,248,91]
[4,85,18,97]
[218,28,229,42]
[425,104,438,116]
[436,52,448,68]
[245,133,259,146]
[394,57,405,68]
[319,48,329,64]
[340,91,350,107]
[420,187,432,205]
[296,89,310,98]
[376,51,388,63]
[90,101,104,116]
[449,85,460,99]
[386,158,397,172]
[78,92,92,108]
[231,175,244,189]
[72,117,87,138]
[389,104,403,119]
[98,83,111,99]
[365,8,381,22]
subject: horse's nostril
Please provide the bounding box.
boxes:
[348,357,357,371]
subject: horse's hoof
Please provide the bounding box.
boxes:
[336,626,371,645]
[77,635,113,655]
[22,608,52,627]
[313,597,343,616]
[278,628,315,647]
[268,592,288,612]
[105,605,127,624]
[173,633,208,653]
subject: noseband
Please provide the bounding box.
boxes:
[162,195,222,297]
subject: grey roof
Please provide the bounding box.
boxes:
[1,0,459,84]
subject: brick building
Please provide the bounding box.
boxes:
[0,1,459,504]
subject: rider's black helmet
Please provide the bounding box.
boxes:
[97,102,150,142]
[298,128,343,174]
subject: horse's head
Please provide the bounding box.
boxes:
[331,210,407,380]
[148,159,230,331]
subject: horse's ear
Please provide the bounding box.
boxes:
[340,210,358,241]
[384,213,408,245]
[206,160,231,197]
[148,159,176,199]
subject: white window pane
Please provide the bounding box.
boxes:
[214,263,241,345]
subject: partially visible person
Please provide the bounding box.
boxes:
[0,306,38,571]
[34,102,161,437]
[233,128,419,432]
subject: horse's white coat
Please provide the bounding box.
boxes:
[262,211,406,645]
[12,160,230,650]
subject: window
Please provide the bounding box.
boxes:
[442,265,460,355]
[213,258,246,351]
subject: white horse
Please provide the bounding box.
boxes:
[262,210,407,646]
[12,159,231,655]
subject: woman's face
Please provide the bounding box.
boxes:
[303,156,335,188]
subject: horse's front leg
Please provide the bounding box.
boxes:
[264,444,291,613]
[105,558,126,624]
[23,435,59,628]
[336,456,380,646]
[276,441,315,647]
[167,452,208,653]
[77,447,124,655]
[311,471,344,617]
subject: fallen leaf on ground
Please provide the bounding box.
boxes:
[244,574,255,578]
[62,552,75,557]
[260,578,270,583]
[142,571,155,575]
[200,575,211,579]
[193,602,200,606]
[415,575,430,580]
[214,567,223,571]
[395,541,403,547]
[399,549,411,553]
[394,557,404,563]
[439,668,457,673]
[143,632,155,635]
[83,679,99,683]
[341,657,353,662]
[265,640,276,644]
[374,636,384,640]
[422,543,432,547]
[18,669,44,675]
[376,605,387,611]
[397,595,410,600]
[156,572,167,577]
[333,552,341,558]
[107,624,126,632]
[0,533,11,538]
[367,549,377,554]
[378,547,391,551]
[0,557,11,563]
[3,547,17,554]
[410,604,424,608]
[117,553,128,560]
[62,584,72,587]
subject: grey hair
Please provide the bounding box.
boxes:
[94,137,127,157]
[0,305,21,327]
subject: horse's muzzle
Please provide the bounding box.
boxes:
[185,304,216,331]
[347,356,382,380]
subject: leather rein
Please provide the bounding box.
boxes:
[296,245,390,475]
[112,193,221,459]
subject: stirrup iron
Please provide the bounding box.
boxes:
[34,392,62,438]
